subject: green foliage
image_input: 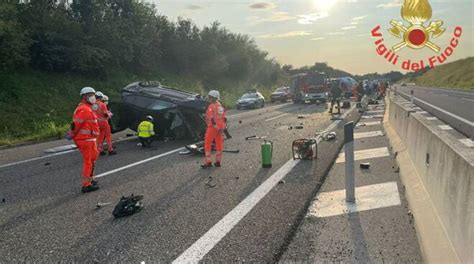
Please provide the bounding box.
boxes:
[414,57,474,90]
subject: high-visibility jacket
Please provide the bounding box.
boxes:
[205,102,226,129]
[137,120,155,138]
[72,101,100,140]
[93,101,110,126]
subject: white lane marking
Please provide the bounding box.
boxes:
[362,114,384,119]
[438,125,453,130]
[398,90,474,126]
[354,131,384,139]
[0,136,138,169]
[308,182,401,218]
[0,150,76,169]
[172,159,300,263]
[265,113,289,122]
[459,138,474,147]
[416,111,428,114]
[461,97,474,102]
[365,110,385,114]
[336,147,389,163]
[94,147,187,179]
[425,117,438,121]
[358,121,382,126]
[173,105,357,263]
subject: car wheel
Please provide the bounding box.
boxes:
[261,101,265,108]
[236,106,241,110]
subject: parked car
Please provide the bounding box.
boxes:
[109,81,208,140]
[270,86,291,103]
[236,91,265,109]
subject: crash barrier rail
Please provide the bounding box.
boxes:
[394,87,474,139]
[387,94,473,262]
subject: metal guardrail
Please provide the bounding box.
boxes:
[391,86,474,139]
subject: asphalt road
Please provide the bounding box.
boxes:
[0,102,360,262]
[394,85,474,138]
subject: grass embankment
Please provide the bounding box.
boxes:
[414,57,474,91]
[0,70,277,146]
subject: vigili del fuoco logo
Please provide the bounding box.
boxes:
[371,0,463,71]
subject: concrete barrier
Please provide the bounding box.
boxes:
[386,94,473,263]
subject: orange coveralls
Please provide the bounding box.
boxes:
[204,101,226,164]
[72,101,100,187]
[94,101,112,152]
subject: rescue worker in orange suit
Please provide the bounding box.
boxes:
[94,91,116,156]
[66,87,100,193]
[201,90,226,168]
[101,95,115,153]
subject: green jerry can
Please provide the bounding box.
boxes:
[261,140,273,168]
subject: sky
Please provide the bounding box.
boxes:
[146,0,473,75]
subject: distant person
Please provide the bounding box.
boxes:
[356,81,364,102]
[329,79,342,114]
[94,91,116,156]
[101,95,115,155]
[137,116,155,148]
[201,90,226,168]
[67,87,100,193]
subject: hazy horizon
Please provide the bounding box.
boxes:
[148,0,473,75]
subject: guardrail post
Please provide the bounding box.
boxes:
[410,89,414,108]
[344,122,355,203]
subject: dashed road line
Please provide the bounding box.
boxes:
[265,113,289,122]
[438,125,453,130]
[308,182,401,218]
[354,131,384,139]
[336,147,390,163]
[358,121,382,126]
[425,117,438,121]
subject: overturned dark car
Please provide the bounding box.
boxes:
[109,81,208,140]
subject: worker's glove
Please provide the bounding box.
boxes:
[218,128,224,134]
[65,131,73,141]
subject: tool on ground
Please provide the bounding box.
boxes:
[245,135,267,140]
[112,194,144,218]
[292,138,317,160]
[261,140,273,168]
[325,132,336,141]
[96,202,111,208]
[360,163,371,169]
[185,144,239,155]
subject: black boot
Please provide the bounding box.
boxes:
[81,184,100,193]
[108,149,117,155]
[214,162,221,167]
[201,163,213,169]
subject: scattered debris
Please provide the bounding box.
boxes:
[223,149,240,153]
[137,143,143,147]
[245,135,266,140]
[206,177,216,188]
[278,180,286,184]
[360,163,371,169]
[96,202,112,208]
[295,125,304,129]
[297,115,306,119]
[112,194,144,218]
[43,162,51,166]
[355,123,366,128]
[239,120,242,124]
[235,176,240,180]
[2,198,5,203]
[126,133,134,137]
[288,126,293,130]
[179,150,192,155]
[325,132,336,141]
[245,135,256,140]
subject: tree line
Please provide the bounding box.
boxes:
[0,0,283,89]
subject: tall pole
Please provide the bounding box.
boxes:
[344,122,355,203]
[410,89,414,108]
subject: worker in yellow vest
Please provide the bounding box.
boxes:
[137,115,155,148]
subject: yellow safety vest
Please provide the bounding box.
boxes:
[137,121,155,138]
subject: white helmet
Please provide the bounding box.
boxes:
[102,95,109,101]
[95,91,104,98]
[80,87,96,96]
[146,115,153,121]
[208,90,220,99]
